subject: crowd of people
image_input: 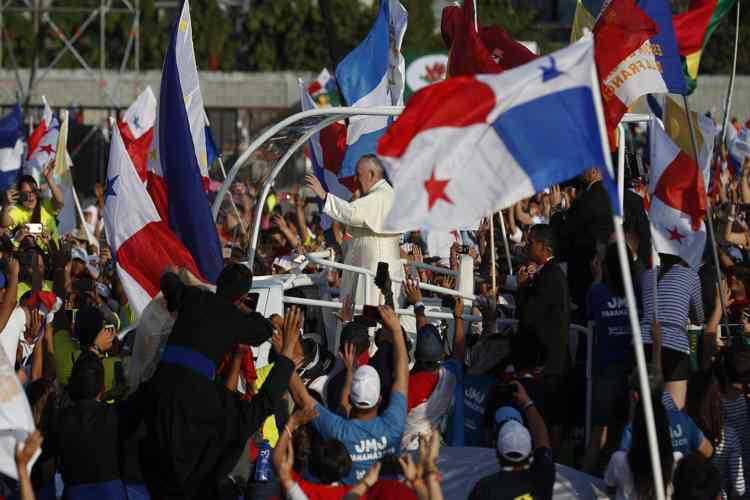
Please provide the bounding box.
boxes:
[1,115,750,500]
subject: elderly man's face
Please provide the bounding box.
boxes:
[356,161,377,194]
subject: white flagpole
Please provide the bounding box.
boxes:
[720,0,741,144]
[498,210,514,275]
[588,50,665,500]
[472,0,479,31]
[217,156,247,235]
[490,214,497,291]
[682,95,729,333]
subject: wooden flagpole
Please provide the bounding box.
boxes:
[682,95,730,335]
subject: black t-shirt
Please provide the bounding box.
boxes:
[468,448,556,500]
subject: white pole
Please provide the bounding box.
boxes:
[472,0,479,31]
[498,210,514,275]
[617,124,626,216]
[614,219,666,500]
[489,214,497,291]
[720,0,741,144]
[588,49,665,500]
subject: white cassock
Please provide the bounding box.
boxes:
[323,179,403,307]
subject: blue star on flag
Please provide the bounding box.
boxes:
[104,175,119,200]
[132,115,142,131]
[541,56,564,82]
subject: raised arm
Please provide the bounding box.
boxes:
[43,162,65,211]
[511,381,550,450]
[404,280,428,329]
[378,305,408,397]
[0,189,18,229]
[0,258,19,331]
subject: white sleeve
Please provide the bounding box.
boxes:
[604,451,624,488]
[285,481,310,500]
[323,194,367,228]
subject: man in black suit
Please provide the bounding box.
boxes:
[517,224,570,453]
[551,168,613,322]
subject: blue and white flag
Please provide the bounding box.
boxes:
[0,104,24,190]
[335,0,407,181]
[379,35,618,231]
[151,0,222,282]
[302,91,350,230]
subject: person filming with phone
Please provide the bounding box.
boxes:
[0,163,65,242]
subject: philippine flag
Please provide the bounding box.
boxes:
[0,104,24,190]
[648,117,708,269]
[301,91,348,229]
[104,124,203,316]
[24,98,58,182]
[148,0,223,283]
[379,35,618,232]
[335,0,407,182]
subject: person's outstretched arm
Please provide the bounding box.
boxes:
[452,296,466,363]
[378,306,408,398]
[511,381,550,450]
[0,258,19,331]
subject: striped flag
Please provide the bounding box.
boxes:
[147,0,222,282]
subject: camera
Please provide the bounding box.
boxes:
[374,262,394,307]
[457,245,471,254]
[18,192,30,203]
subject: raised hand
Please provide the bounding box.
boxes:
[341,342,357,372]
[281,306,302,359]
[404,279,423,306]
[336,295,354,323]
[305,174,327,200]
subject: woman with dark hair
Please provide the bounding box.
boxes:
[639,252,705,410]
[0,167,65,240]
[686,373,745,499]
[605,398,679,500]
[583,243,635,473]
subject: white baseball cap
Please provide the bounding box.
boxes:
[350,365,381,409]
[496,420,532,463]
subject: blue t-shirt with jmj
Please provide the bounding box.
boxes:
[586,283,634,374]
[620,409,705,456]
[312,391,407,484]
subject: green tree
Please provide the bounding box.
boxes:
[400,0,443,53]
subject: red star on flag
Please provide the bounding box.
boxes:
[668,226,685,243]
[39,144,55,155]
[424,168,453,210]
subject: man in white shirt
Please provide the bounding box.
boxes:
[306,155,403,306]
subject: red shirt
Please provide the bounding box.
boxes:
[365,479,417,499]
[293,471,352,499]
[407,371,440,411]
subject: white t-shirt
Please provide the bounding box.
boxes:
[0,308,26,367]
[605,450,682,500]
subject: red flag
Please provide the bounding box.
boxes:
[593,0,658,144]
[441,1,537,78]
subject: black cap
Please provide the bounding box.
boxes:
[75,306,104,347]
[415,324,444,363]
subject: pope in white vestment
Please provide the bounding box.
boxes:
[306,155,403,307]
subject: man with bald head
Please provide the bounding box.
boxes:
[306,154,403,309]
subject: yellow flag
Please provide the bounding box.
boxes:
[664,96,704,161]
[570,0,595,44]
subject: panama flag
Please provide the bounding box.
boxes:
[120,86,156,183]
[649,117,707,269]
[104,125,203,315]
[52,110,79,238]
[379,35,618,231]
[24,98,58,182]
[301,91,348,229]
[147,0,222,283]
[0,104,24,190]
[335,0,407,182]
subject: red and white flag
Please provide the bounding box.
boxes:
[120,86,156,183]
[24,98,58,181]
[649,118,708,269]
[593,0,659,138]
[104,125,202,316]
